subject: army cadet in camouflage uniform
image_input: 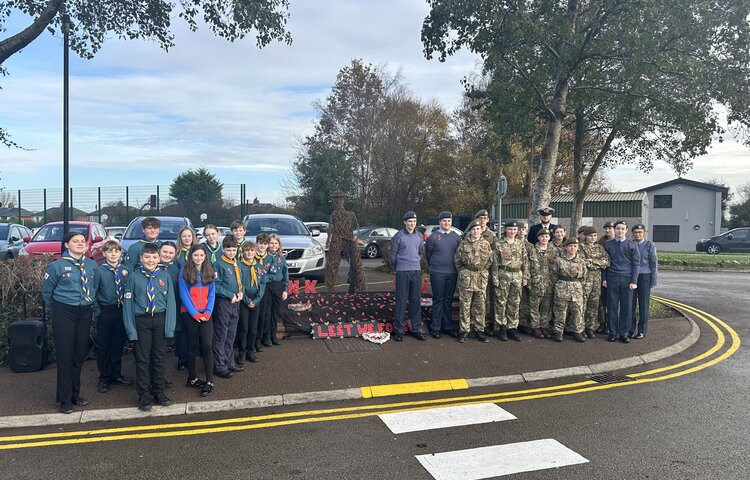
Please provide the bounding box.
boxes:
[551,225,567,256]
[473,209,497,335]
[596,221,615,333]
[454,220,494,343]
[528,228,558,339]
[550,238,587,342]
[517,221,535,334]
[491,220,529,341]
[580,226,610,338]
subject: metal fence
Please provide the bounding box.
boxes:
[1,184,264,228]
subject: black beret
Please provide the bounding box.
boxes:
[504,220,518,228]
[631,223,646,231]
[438,211,452,221]
[403,211,417,221]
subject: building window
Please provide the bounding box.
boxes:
[653,195,673,208]
[653,225,679,242]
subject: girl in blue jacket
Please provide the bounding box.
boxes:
[179,244,216,396]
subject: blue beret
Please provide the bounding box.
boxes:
[438,211,452,220]
[403,211,417,221]
[504,220,518,227]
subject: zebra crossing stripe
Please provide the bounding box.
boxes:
[415,439,589,479]
[378,403,516,434]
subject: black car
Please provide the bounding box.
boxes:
[354,227,399,259]
[696,228,750,254]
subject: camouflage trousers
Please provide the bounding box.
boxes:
[583,280,602,330]
[528,287,553,329]
[518,286,530,328]
[494,270,522,329]
[552,297,584,333]
[484,281,495,332]
[459,288,486,333]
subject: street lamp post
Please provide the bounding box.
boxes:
[62,9,70,235]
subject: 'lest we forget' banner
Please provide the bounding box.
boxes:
[311,320,394,339]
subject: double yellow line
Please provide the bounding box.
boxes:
[0,297,739,450]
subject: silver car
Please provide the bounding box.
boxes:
[243,214,326,281]
[0,223,33,260]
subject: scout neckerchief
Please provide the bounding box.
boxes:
[157,262,167,272]
[221,255,243,290]
[103,262,125,305]
[180,247,189,263]
[205,242,220,264]
[138,266,157,315]
[240,257,258,287]
[62,252,91,303]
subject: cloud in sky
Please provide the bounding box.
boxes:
[1,0,748,210]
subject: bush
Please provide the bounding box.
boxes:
[0,258,55,365]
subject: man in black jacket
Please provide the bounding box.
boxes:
[528,207,557,244]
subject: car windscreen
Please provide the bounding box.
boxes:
[124,219,187,240]
[31,224,89,242]
[0,225,8,239]
[244,218,309,236]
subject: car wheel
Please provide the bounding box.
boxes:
[706,244,721,254]
[365,244,379,259]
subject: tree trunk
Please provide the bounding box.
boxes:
[570,109,586,234]
[0,0,64,65]
[529,75,569,225]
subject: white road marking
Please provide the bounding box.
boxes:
[378,403,516,434]
[416,439,589,479]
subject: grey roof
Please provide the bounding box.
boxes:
[505,192,646,204]
[639,177,728,193]
[0,207,34,217]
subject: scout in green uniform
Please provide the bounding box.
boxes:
[42,231,99,414]
[528,228,558,339]
[201,224,222,265]
[454,220,494,343]
[125,216,160,270]
[237,241,266,365]
[123,242,177,412]
[580,226,610,338]
[230,220,247,260]
[550,238,587,342]
[212,236,244,377]
[491,220,529,341]
[175,226,196,268]
[93,240,132,394]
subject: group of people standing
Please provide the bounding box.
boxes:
[42,218,289,414]
[389,207,658,345]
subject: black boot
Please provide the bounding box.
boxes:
[507,328,522,342]
[497,325,508,341]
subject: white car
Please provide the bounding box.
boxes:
[304,222,329,251]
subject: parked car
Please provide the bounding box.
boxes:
[120,216,193,260]
[243,214,325,280]
[0,223,33,260]
[105,226,127,240]
[304,222,330,250]
[420,224,464,241]
[354,227,399,259]
[19,221,108,263]
[696,227,750,254]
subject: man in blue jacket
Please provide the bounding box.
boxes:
[603,220,640,343]
[630,224,658,339]
[389,211,426,341]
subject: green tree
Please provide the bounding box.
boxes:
[729,182,750,229]
[423,0,750,233]
[169,168,224,223]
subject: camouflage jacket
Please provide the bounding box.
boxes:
[528,243,559,293]
[481,228,497,246]
[492,237,529,285]
[551,254,587,301]
[455,237,494,292]
[580,242,610,287]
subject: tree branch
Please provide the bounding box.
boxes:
[0,0,64,65]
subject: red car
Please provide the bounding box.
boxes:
[20,221,108,263]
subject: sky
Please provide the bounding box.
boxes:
[1,0,749,211]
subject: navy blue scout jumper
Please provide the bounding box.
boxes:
[389,228,425,335]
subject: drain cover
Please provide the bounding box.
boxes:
[590,373,634,384]
[325,338,382,353]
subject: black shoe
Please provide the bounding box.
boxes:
[200,382,213,397]
[72,397,89,406]
[634,332,645,339]
[176,360,186,370]
[497,325,508,341]
[573,332,586,343]
[475,332,490,343]
[458,333,467,343]
[216,369,234,379]
[154,393,173,406]
[187,377,206,389]
[442,330,459,338]
[247,353,258,363]
[620,336,630,344]
[164,380,174,389]
[411,332,427,341]
[608,335,617,342]
[271,338,281,346]
[595,324,607,334]
[393,332,403,342]
[231,364,244,372]
[553,332,563,342]
[110,376,133,386]
[507,328,522,342]
[97,382,110,393]
[60,403,74,414]
[628,331,636,339]
[431,331,441,339]
[585,329,596,339]
[255,345,264,353]
[138,396,152,412]
[262,341,273,347]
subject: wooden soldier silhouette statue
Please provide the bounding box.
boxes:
[325,191,366,293]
